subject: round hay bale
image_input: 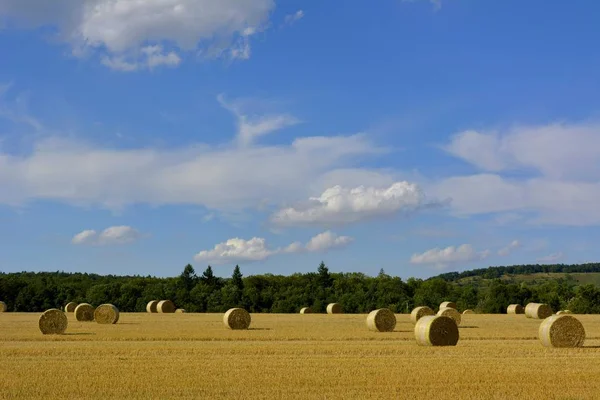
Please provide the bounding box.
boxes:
[223,308,251,330]
[462,309,475,314]
[437,307,462,326]
[440,301,457,310]
[94,304,119,324]
[157,300,176,313]
[175,309,186,313]
[64,302,77,313]
[366,308,397,332]
[0,301,7,313]
[410,306,434,324]
[326,303,342,314]
[300,307,312,314]
[39,309,68,335]
[539,315,585,348]
[146,300,159,313]
[414,315,459,346]
[507,304,525,314]
[74,303,95,322]
[525,303,553,319]
[556,310,572,315]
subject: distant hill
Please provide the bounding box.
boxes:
[431,263,600,284]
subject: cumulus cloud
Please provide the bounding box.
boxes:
[0,0,275,70]
[271,181,443,227]
[433,121,600,226]
[536,252,564,264]
[193,230,353,265]
[410,244,490,269]
[71,225,141,245]
[497,240,521,256]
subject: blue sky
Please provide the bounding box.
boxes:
[1,0,600,279]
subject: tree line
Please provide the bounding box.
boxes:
[1,262,600,314]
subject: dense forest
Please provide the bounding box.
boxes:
[2,262,600,314]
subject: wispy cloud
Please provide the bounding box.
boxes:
[72,226,142,246]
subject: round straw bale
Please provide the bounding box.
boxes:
[525,303,552,319]
[462,309,475,314]
[440,301,457,309]
[539,315,585,348]
[556,310,572,315]
[64,302,77,313]
[0,301,6,312]
[437,307,462,326]
[74,303,95,322]
[366,308,397,332]
[157,300,176,313]
[175,308,186,313]
[146,300,159,313]
[94,304,119,324]
[300,307,312,314]
[410,306,434,324]
[39,309,68,334]
[223,308,251,330]
[414,315,459,346]
[507,304,525,314]
[326,303,342,314]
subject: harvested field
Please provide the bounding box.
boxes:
[2,313,600,399]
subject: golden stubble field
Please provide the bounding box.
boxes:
[2,312,600,399]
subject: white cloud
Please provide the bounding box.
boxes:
[536,252,564,264]
[0,0,275,70]
[271,181,442,227]
[71,225,141,245]
[193,231,353,265]
[498,240,521,256]
[218,94,300,147]
[410,244,490,269]
[433,121,600,226]
[284,10,304,25]
[101,45,182,72]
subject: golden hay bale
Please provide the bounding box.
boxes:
[300,307,312,314]
[223,308,251,330]
[94,304,120,324]
[440,301,457,310]
[539,315,586,348]
[146,300,159,313]
[462,309,475,314]
[64,302,77,313]
[507,304,525,314]
[39,309,68,335]
[410,306,434,324]
[74,303,95,322]
[525,303,553,319]
[175,309,186,313]
[556,310,572,315]
[326,303,342,314]
[437,307,462,326]
[366,308,396,332]
[157,300,176,313]
[414,315,459,346]
[0,301,6,313]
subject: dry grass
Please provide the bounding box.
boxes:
[539,315,586,348]
[2,313,600,399]
[366,309,396,332]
